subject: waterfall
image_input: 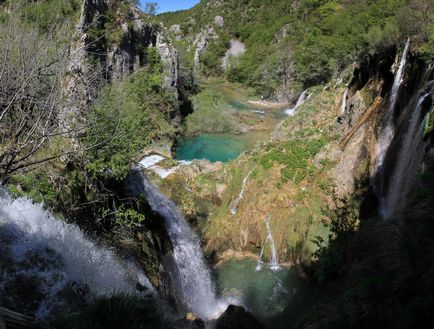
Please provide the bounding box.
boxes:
[256,216,280,272]
[230,171,252,215]
[341,88,349,114]
[285,90,308,116]
[375,39,411,173]
[0,191,153,318]
[140,177,236,320]
[380,81,434,218]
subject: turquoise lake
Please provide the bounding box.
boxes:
[175,133,265,162]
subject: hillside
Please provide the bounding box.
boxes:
[1,0,434,329]
[161,0,434,100]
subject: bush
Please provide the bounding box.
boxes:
[184,88,239,136]
[83,51,176,181]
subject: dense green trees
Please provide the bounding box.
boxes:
[162,0,434,94]
[84,49,176,181]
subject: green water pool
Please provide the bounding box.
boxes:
[215,259,307,321]
[175,133,264,162]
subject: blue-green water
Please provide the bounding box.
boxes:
[175,133,264,162]
[215,259,306,320]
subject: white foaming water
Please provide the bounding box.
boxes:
[285,90,308,116]
[139,155,192,179]
[375,39,411,173]
[0,192,153,318]
[341,88,349,114]
[380,82,434,218]
[256,216,280,272]
[230,171,252,215]
[141,178,238,320]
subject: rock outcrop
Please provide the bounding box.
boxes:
[214,15,224,27]
[216,305,267,329]
[61,0,179,131]
[156,30,179,98]
[221,39,246,70]
[193,26,219,67]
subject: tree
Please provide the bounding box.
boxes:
[0,9,72,183]
[142,2,158,16]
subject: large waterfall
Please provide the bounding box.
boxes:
[375,39,411,173]
[0,191,153,318]
[140,177,236,320]
[380,81,434,218]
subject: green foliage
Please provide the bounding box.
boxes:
[184,87,239,136]
[200,35,230,76]
[6,171,58,206]
[260,138,326,184]
[162,0,434,94]
[114,205,146,227]
[83,51,176,181]
[20,0,80,32]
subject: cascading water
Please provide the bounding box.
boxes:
[285,90,308,116]
[230,171,252,215]
[0,191,153,318]
[341,88,349,114]
[256,216,280,272]
[140,177,237,320]
[375,39,411,173]
[380,81,434,218]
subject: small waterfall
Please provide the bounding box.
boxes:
[230,171,252,215]
[140,177,236,320]
[0,192,153,318]
[341,88,349,114]
[380,81,434,218]
[256,216,280,272]
[375,39,411,172]
[285,90,308,116]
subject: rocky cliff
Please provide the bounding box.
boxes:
[60,0,180,132]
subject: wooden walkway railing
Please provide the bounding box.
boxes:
[0,307,51,329]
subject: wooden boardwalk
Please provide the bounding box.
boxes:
[0,307,51,329]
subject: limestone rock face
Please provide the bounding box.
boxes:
[170,24,183,40]
[214,15,224,27]
[61,0,179,132]
[193,26,219,66]
[156,30,179,98]
[221,39,246,70]
[107,8,158,80]
[79,0,107,29]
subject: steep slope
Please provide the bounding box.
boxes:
[161,0,434,102]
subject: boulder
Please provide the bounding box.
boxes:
[216,305,267,329]
[193,26,219,66]
[214,15,224,27]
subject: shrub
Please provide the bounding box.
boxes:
[83,52,176,181]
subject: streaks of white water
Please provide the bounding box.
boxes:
[141,178,239,320]
[230,171,252,215]
[380,82,434,218]
[256,216,280,272]
[0,192,153,318]
[285,90,308,116]
[375,39,411,173]
[341,88,349,114]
